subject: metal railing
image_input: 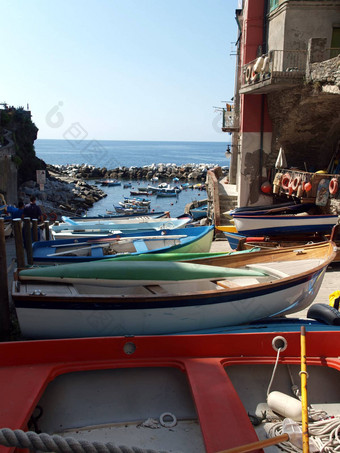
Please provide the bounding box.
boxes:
[242,49,307,86]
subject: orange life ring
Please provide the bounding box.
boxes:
[281,173,291,190]
[291,175,301,191]
[329,178,339,195]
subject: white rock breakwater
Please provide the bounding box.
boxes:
[50,162,229,181]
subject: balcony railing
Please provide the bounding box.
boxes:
[242,50,307,87]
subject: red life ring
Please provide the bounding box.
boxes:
[291,175,301,191]
[281,173,291,190]
[329,178,339,195]
[42,213,48,221]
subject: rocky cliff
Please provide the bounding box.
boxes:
[0,107,45,186]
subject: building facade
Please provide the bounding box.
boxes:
[225,0,340,207]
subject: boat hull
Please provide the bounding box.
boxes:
[14,261,328,338]
[32,226,215,263]
[233,214,338,235]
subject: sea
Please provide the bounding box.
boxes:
[35,139,231,218]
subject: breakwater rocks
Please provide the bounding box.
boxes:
[48,162,229,182]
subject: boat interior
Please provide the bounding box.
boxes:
[16,258,324,295]
[2,332,339,453]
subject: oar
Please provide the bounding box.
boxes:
[300,325,310,453]
[47,235,188,256]
[217,433,289,453]
[53,234,188,248]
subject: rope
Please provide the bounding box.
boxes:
[266,346,282,397]
[268,416,340,452]
[0,429,169,453]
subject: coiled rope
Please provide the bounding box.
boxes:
[265,351,340,452]
[0,428,168,453]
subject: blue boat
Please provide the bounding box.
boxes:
[32,225,215,263]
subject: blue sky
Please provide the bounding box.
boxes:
[2,0,239,141]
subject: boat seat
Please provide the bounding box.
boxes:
[215,280,241,289]
[91,248,104,257]
[134,240,149,253]
[245,264,289,278]
[145,285,168,294]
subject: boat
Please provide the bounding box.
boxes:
[50,216,192,239]
[100,179,121,186]
[1,327,340,452]
[123,182,132,188]
[232,213,338,235]
[12,241,336,338]
[114,205,149,215]
[222,224,340,262]
[31,225,215,264]
[123,196,151,206]
[63,212,169,223]
[190,204,208,220]
[229,201,316,216]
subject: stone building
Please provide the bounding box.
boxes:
[224,0,340,209]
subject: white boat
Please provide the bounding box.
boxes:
[232,213,338,236]
[52,216,192,239]
[12,242,336,339]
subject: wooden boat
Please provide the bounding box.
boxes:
[232,213,338,235]
[230,201,316,216]
[51,216,192,240]
[1,327,340,452]
[32,225,215,264]
[223,224,340,262]
[63,211,169,223]
[12,241,336,338]
[190,205,208,220]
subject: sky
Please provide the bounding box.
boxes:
[1,0,239,142]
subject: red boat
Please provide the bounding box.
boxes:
[0,325,340,452]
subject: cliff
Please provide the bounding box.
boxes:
[0,106,45,186]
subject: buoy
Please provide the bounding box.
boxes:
[267,391,302,421]
[291,176,301,191]
[304,182,312,192]
[245,65,252,83]
[329,178,338,195]
[261,181,272,194]
[281,173,291,190]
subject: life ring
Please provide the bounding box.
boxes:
[281,173,291,190]
[48,212,58,222]
[329,178,339,195]
[42,213,48,221]
[291,175,301,191]
[307,303,340,326]
[245,65,252,82]
[250,65,257,82]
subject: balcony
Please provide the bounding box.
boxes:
[240,50,307,94]
[221,106,239,133]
